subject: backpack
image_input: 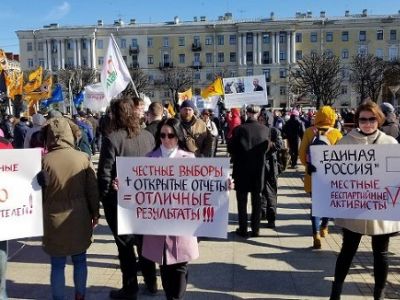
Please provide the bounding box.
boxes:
[306,127,332,175]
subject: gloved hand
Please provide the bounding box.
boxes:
[307,163,317,175]
[36,170,50,187]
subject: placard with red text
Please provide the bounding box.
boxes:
[116,157,230,238]
[0,149,43,241]
[311,144,400,221]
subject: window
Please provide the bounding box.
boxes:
[27,42,33,51]
[342,49,349,59]
[217,35,224,45]
[296,50,303,60]
[194,53,200,63]
[205,36,213,45]
[230,71,236,78]
[262,33,270,44]
[325,49,333,58]
[206,73,213,80]
[341,86,348,95]
[279,51,286,61]
[246,33,253,44]
[148,55,154,65]
[267,86,270,96]
[97,40,103,49]
[390,30,397,41]
[326,32,333,42]
[147,37,153,48]
[206,53,213,63]
[342,31,349,42]
[193,72,201,80]
[246,52,253,63]
[67,40,74,50]
[164,90,170,97]
[263,69,270,82]
[229,52,236,63]
[38,42,43,51]
[178,37,185,46]
[163,53,170,64]
[98,56,104,65]
[193,36,200,46]
[263,51,270,64]
[280,86,287,95]
[310,50,317,57]
[179,54,185,64]
[295,33,302,43]
[122,56,127,63]
[359,31,366,42]
[341,69,349,79]
[377,30,384,40]
[279,68,287,78]
[311,32,318,43]
[130,39,137,47]
[358,45,368,56]
[82,40,87,49]
[389,46,398,60]
[27,58,34,68]
[279,32,287,43]
[246,69,253,76]
[163,37,169,47]
[217,52,224,63]
[229,34,237,45]
[38,58,44,67]
[376,48,384,59]
[82,58,87,66]
[120,39,126,48]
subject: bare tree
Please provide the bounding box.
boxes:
[350,54,386,103]
[156,67,193,111]
[56,67,97,95]
[121,67,150,97]
[290,53,342,108]
[382,59,400,104]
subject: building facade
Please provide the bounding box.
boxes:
[16,9,400,108]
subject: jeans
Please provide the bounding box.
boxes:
[0,241,7,300]
[50,252,87,300]
[311,216,329,234]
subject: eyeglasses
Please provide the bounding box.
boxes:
[160,133,176,139]
[359,117,377,124]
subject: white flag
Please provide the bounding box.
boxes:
[101,34,132,102]
[84,83,108,112]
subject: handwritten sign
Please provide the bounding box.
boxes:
[0,149,43,241]
[311,144,400,221]
[116,157,230,238]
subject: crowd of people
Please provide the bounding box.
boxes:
[0,97,399,300]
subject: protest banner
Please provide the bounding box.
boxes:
[222,75,267,109]
[311,144,400,221]
[116,157,230,238]
[83,83,108,112]
[0,149,43,241]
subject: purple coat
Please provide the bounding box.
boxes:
[142,147,199,265]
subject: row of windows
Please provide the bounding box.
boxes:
[303,29,398,43]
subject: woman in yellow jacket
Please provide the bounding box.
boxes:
[299,106,343,249]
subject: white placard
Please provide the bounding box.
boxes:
[116,157,230,238]
[223,75,268,108]
[311,144,400,221]
[0,149,43,241]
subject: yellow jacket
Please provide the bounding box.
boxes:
[299,106,343,193]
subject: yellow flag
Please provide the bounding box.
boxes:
[178,88,193,104]
[201,77,224,99]
[25,91,49,104]
[0,50,9,72]
[6,70,23,99]
[23,66,43,93]
[167,102,176,117]
[40,75,53,98]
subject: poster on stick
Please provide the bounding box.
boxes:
[116,157,230,238]
[311,144,400,221]
[0,149,43,241]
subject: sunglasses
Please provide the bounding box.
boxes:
[359,117,377,124]
[160,133,176,139]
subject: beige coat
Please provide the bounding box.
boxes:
[42,117,100,256]
[335,128,400,235]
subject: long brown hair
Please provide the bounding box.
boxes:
[110,96,141,138]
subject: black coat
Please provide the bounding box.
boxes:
[228,119,269,192]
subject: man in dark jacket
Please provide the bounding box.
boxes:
[145,101,164,137]
[228,105,269,238]
[380,102,399,140]
[13,117,29,149]
[282,110,305,168]
[97,97,156,300]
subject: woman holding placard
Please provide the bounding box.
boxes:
[143,117,199,300]
[330,100,400,300]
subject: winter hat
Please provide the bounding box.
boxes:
[314,106,336,127]
[48,109,63,118]
[291,109,300,117]
[32,113,46,126]
[246,104,261,114]
[180,100,196,110]
[380,102,395,115]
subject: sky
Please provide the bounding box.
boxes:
[1,0,399,53]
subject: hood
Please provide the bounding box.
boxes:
[314,106,336,127]
[32,113,46,126]
[44,117,76,151]
[231,108,241,117]
[384,112,398,124]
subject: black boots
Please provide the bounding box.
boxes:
[329,281,343,300]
